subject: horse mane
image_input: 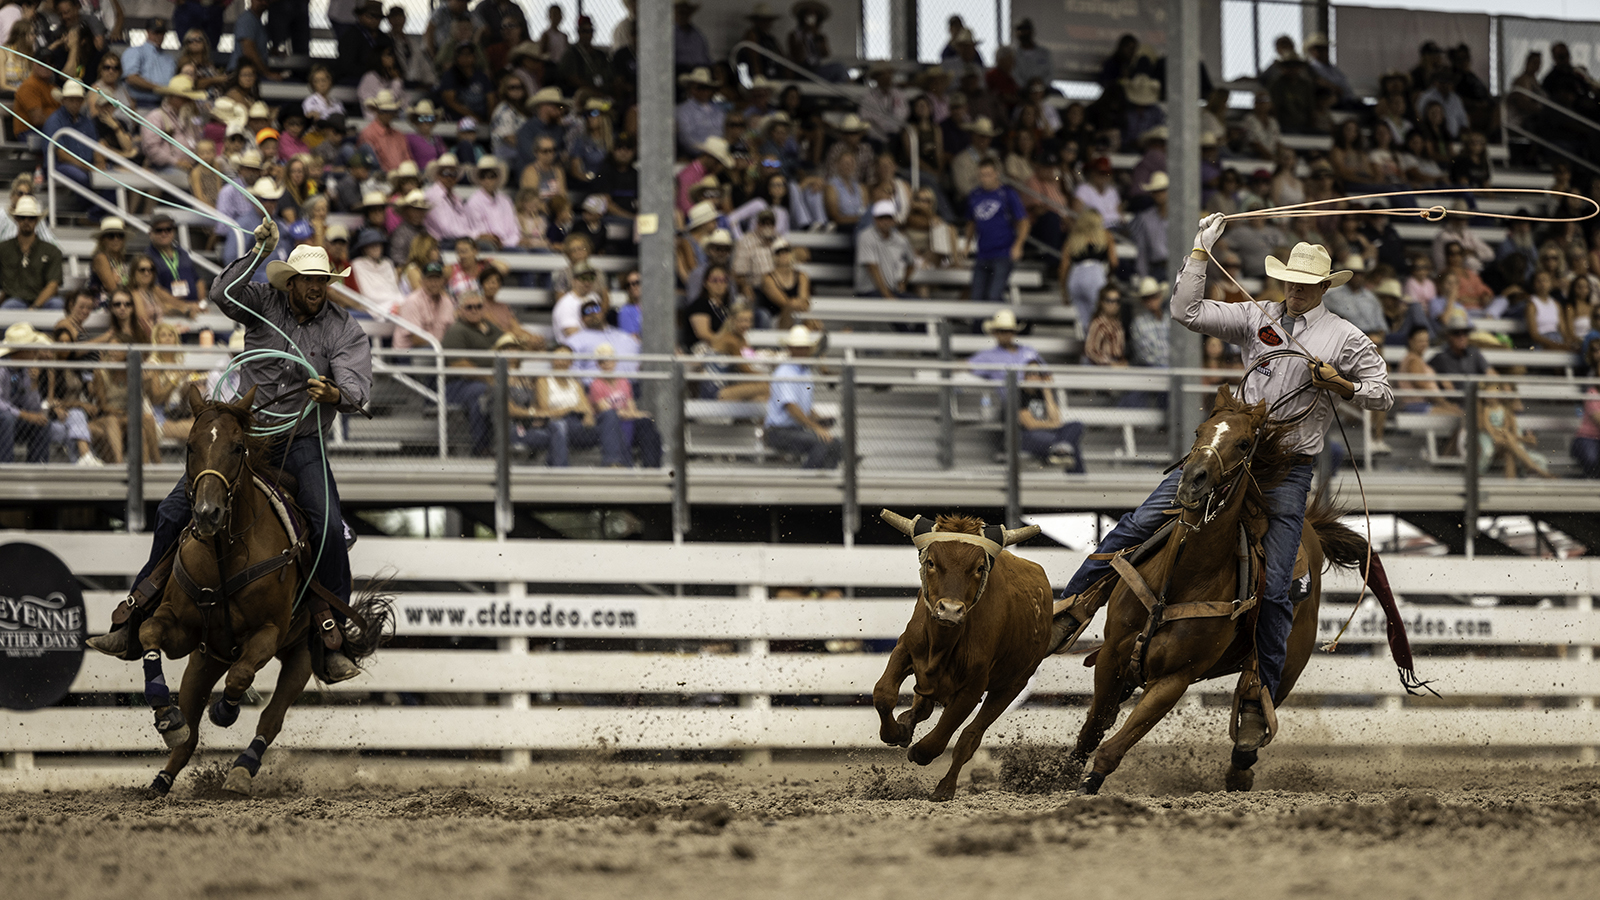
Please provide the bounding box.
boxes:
[933,515,985,535]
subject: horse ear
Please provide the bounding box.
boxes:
[234,385,258,414]
[186,383,208,417]
[1213,384,1236,411]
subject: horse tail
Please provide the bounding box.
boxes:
[343,570,397,664]
[1304,489,1367,570]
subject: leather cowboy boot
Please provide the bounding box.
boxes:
[1046,591,1101,655]
[1235,700,1270,751]
[86,547,179,659]
[311,592,361,684]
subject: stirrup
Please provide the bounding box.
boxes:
[321,651,361,684]
[1235,700,1270,752]
[1047,595,1093,655]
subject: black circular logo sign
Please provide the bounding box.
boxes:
[0,542,86,710]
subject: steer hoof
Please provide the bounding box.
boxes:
[153,706,189,749]
[222,767,254,797]
[209,695,240,728]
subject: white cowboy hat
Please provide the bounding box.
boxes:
[677,67,716,87]
[1264,242,1353,287]
[424,152,461,179]
[529,86,568,107]
[686,200,719,230]
[1374,277,1403,299]
[1141,171,1170,193]
[1342,253,1366,273]
[211,96,248,128]
[266,245,351,291]
[705,228,734,247]
[249,177,284,200]
[359,190,391,209]
[1136,276,1166,298]
[366,90,402,112]
[410,99,438,118]
[982,308,1021,333]
[158,73,205,100]
[387,160,421,183]
[11,195,42,218]
[699,136,734,168]
[835,113,870,133]
[248,101,271,119]
[0,321,53,358]
[326,224,351,243]
[94,216,126,237]
[1139,125,1169,145]
[963,116,1001,137]
[236,148,264,169]
[400,188,432,209]
[780,324,822,348]
[1440,306,1472,332]
[52,80,86,101]
[1124,74,1161,105]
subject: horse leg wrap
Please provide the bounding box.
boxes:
[1231,748,1259,771]
[209,692,242,728]
[149,771,175,796]
[232,736,269,778]
[143,650,169,708]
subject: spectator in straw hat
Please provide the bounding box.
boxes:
[1128,275,1171,369]
[145,74,203,183]
[514,85,569,175]
[215,149,265,258]
[675,66,724,156]
[950,115,1000,200]
[421,152,472,242]
[359,89,412,172]
[42,79,100,197]
[822,112,875,188]
[405,99,449,170]
[1121,73,1165,152]
[465,156,518,251]
[764,324,840,468]
[0,196,61,310]
[1129,170,1169,278]
[675,135,731,213]
[969,308,1043,380]
[0,322,98,464]
[388,188,431,267]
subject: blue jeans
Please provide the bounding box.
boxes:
[0,408,89,462]
[1573,436,1600,478]
[1019,422,1085,473]
[613,417,663,467]
[515,412,615,466]
[133,434,350,604]
[445,378,491,456]
[764,425,840,468]
[970,256,1014,303]
[1,296,64,310]
[1060,463,1315,700]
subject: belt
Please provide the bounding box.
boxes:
[1290,454,1315,467]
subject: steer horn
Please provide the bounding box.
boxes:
[880,509,916,535]
[1001,525,1041,546]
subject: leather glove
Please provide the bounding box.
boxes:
[1193,212,1226,254]
[253,218,279,255]
[1308,360,1356,399]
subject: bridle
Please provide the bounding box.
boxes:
[184,408,253,531]
[909,522,1007,618]
[1177,414,1263,529]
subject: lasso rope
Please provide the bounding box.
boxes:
[1209,187,1598,651]
[2,45,336,608]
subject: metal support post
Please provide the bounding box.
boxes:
[637,0,679,450]
[1004,369,1021,527]
[1462,381,1479,559]
[670,361,688,542]
[126,352,144,532]
[841,358,859,542]
[492,356,511,540]
[937,319,953,469]
[1166,0,1204,461]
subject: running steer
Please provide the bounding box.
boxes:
[873,510,1051,800]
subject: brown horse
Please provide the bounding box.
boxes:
[137,384,391,797]
[1065,385,1381,795]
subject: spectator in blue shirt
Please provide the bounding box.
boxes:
[230,0,279,78]
[121,17,177,107]
[763,325,840,469]
[42,81,100,194]
[968,309,1043,380]
[963,159,1030,303]
[439,42,495,123]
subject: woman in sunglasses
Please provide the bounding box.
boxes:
[405,99,448,171]
[88,54,136,137]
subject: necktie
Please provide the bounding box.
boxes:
[1280,314,1296,337]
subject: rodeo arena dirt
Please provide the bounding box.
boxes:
[9,0,1600,898]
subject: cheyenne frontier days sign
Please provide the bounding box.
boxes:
[0,542,86,710]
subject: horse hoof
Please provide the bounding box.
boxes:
[154,706,189,749]
[907,744,938,767]
[1225,767,1255,792]
[930,784,956,802]
[148,771,175,797]
[209,695,240,728]
[1078,771,1106,796]
[222,766,254,797]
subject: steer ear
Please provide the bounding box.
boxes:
[1001,525,1041,546]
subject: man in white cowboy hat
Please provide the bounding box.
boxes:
[388,188,432,267]
[969,308,1043,381]
[1129,170,1169,278]
[676,136,731,213]
[0,320,99,465]
[764,324,840,469]
[514,86,570,172]
[216,149,266,260]
[42,80,102,196]
[421,153,472,243]
[1128,275,1170,368]
[240,178,293,285]
[1048,217,1393,752]
[0,196,63,310]
[88,218,371,682]
[1121,73,1165,152]
[359,89,412,173]
[687,228,740,308]
[675,66,724,157]
[822,113,876,188]
[860,61,909,143]
[144,75,204,183]
[951,115,1001,199]
[465,156,518,251]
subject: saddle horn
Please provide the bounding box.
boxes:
[1001,525,1041,546]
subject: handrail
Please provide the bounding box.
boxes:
[334,284,448,458]
[46,127,233,240]
[730,40,859,103]
[1508,86,1600,139]
[1503,122,1600,179]
[1502,88,1600,178]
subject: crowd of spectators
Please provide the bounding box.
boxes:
[5,3,1600,473]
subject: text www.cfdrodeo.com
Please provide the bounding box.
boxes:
[403,602,638,629]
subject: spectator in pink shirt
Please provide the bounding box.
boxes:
[422,153,473,242]
[675,136,732,213]
[464,156,519,251]
[359,89,412,172]
[394,261,455,349]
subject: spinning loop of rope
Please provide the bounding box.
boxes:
[1206,187,1598,652]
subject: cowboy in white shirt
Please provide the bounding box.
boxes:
[1046,216,1392,752]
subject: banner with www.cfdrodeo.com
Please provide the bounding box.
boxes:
[395,595,762,639]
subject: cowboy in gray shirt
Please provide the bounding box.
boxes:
[90,220,373,683]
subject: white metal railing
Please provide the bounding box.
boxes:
[0,534,1595,785]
